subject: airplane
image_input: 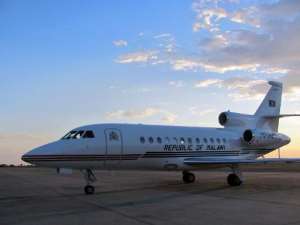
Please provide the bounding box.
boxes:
[22,81,300,195]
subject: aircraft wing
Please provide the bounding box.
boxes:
[184,158,300,166]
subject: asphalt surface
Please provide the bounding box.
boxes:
[1,167,300,225]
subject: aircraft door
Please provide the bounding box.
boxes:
[104,129,123,167]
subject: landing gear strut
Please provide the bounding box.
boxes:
[227,165,243,186]
[81,169,97,195]
[182,171,196,183]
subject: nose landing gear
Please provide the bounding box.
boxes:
[81,169,97,195]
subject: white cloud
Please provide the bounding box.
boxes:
[195,77,268,100]
[116,50,158,64]
[189,107,216,116]
[169,80,185,88]
[231,9,260,27]
[114,0,300,100]
[194,79,222,88]
[200,34,228,50]
[106,107,178,123]
[154,33,172,39]
[113,40,128,47]
[172,58,258,73]
[195,76,300,102]
[171,59,202,71]
[161,113,177,123]
[106,108,160,120]
[193,22,202,32]
[191,1,259,32]
[155,33,177,53]
[191,0,231,31]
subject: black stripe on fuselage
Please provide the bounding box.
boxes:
[142,151,241,158]
[22,154,141,162]
[22,151,246,162]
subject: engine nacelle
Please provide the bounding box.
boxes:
[218,112,256,128]
[242,129,276,147]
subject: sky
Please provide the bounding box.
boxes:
[1,0,300,164]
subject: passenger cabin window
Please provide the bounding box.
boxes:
[149,137,154,144]
[165,137,170,143]
[222,138,227,143]
[140,137,145,144]
[210,138,214,143]
[157,137,162,144]
[203,138,208,143]
[188,138,192,144]
[216,138,221,144]
[173,137,178,144]
[180,138,185,144]
[195,138,200,144]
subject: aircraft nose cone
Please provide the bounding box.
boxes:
[21,153,30,163]
[285,136,291,144]
[22,146,44,164]
[21,142,60,164]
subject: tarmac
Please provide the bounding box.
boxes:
[1,167,300,225]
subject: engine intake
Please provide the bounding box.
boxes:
[218,112,228,126]
[243,129,253,142]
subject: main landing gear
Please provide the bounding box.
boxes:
[81,169,97,195]
[227,165,243,186]
[182,171,196,183]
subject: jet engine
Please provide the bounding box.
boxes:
[242,129,276,147]
[218,112,255,128]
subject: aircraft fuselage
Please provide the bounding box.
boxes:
[22,123,290,171]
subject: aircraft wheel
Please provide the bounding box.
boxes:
[84,185,95,195]
[227,173,242,186]
[183,172,196,183]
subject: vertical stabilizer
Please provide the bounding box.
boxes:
[255,81,282,131]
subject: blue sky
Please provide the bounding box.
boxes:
[1,0,300,164]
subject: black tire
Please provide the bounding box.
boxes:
[84,185,95,195]
[183,172,196,183]
[227,173,242,186]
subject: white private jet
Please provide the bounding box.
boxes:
[22,81,300,194]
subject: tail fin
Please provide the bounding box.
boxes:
[255,81,282,132]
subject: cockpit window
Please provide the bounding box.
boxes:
[61,131,77,139]
[73,131,84,139]
[83,130,95,138]
[62,130,95,140]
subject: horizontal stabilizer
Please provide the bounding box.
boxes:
[264,114,300,118]
[184,158,300,166]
